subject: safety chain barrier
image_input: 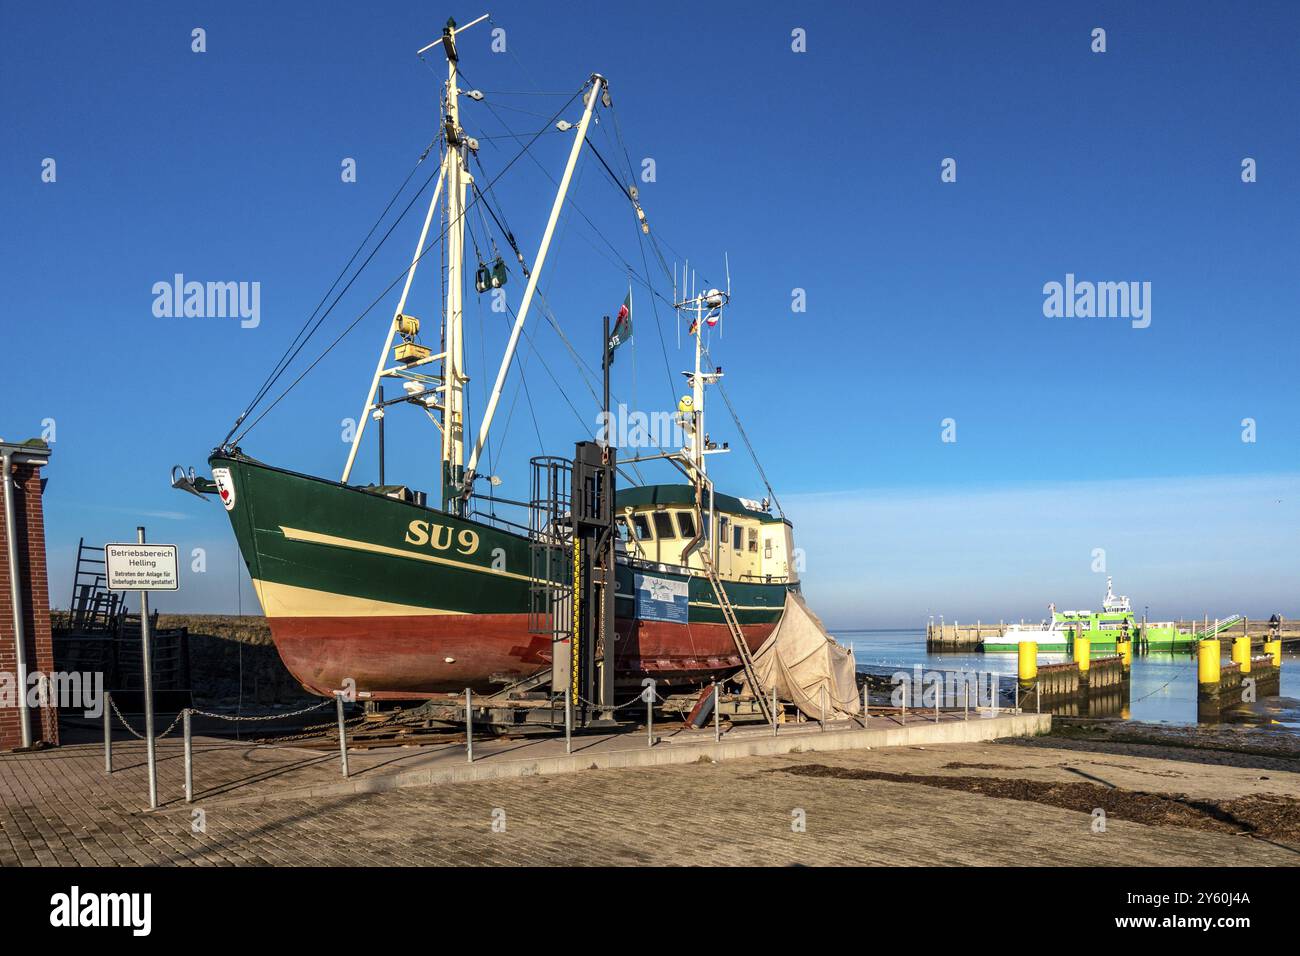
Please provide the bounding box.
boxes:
[187,698,333,723]
[107,694,189,741]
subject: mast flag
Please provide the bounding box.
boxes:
[606,289,632,365]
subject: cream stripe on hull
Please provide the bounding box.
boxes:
[252,579,458,618]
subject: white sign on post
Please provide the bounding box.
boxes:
[104,544,179,591]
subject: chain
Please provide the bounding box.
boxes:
[108,694,146,739]
[108,700,205,740]
[187,699,332,722]
[107,696,338,743]
[156,710,187,739]
[574,687,669,711]
[243,711,374,745]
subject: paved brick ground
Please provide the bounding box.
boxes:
[2,732,1297,866]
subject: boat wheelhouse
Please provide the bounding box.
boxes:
[614,484,796,583]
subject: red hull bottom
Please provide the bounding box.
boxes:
[268,613,776,699]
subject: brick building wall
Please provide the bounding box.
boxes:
[1,450,58,750]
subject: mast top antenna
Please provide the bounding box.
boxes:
[416,12,490,57]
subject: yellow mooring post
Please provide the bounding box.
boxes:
[1018,640,1038,683]
[1198,638,1221,691]
[1072,636,1091,675]
[1264,639,1282,668]
[1117,638,1133,670]
[1232,635,1252,674]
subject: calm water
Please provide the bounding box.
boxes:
[834,627,1300,729]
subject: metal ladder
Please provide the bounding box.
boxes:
[698,546,774,725]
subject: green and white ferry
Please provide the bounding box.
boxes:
[983,577,1195,652]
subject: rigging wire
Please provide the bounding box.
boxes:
[222,136,439,446]
[701,341,785,519]
[469,124,648,484]
[462,78,681,414]
[230,86,585,446]
[469,115,645,431]
[467,31,772,507]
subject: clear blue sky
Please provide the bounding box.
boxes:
[3,1,1297,625]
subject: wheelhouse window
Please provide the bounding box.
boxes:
[652,511,675,539]
[733,524,743,551]
[747,528,758,553]
[632,514,653,540]
[676,511,696,539]
[764,538,773,559]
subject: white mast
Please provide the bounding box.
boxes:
[340,15,487,501]
[692,294,706,475]
[440,18,472,510]
[674,282,729,481]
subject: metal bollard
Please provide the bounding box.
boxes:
[564,687,572,755]
[713,682,721,743]
[336,693,350,777]
[103,692,112,774]
[183,708,194,803]
[465,688,474,763]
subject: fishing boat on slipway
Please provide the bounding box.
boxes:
[172,15,849,712]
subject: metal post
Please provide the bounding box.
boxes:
[465,688,474,763]
[820,685,827,731]
[771,684,778,737]
[183,708,193,803]
[1036,681,1041,714]
[712,682,720,742]
[335,693,349,777]
[103,691,112,773]
[862,683,869,720]
[963,682,969,720]
[564,687,572,754]
[136,527,158,810]
[934,689,940,722]
[902,686,908,723]
[646,693,653,748]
